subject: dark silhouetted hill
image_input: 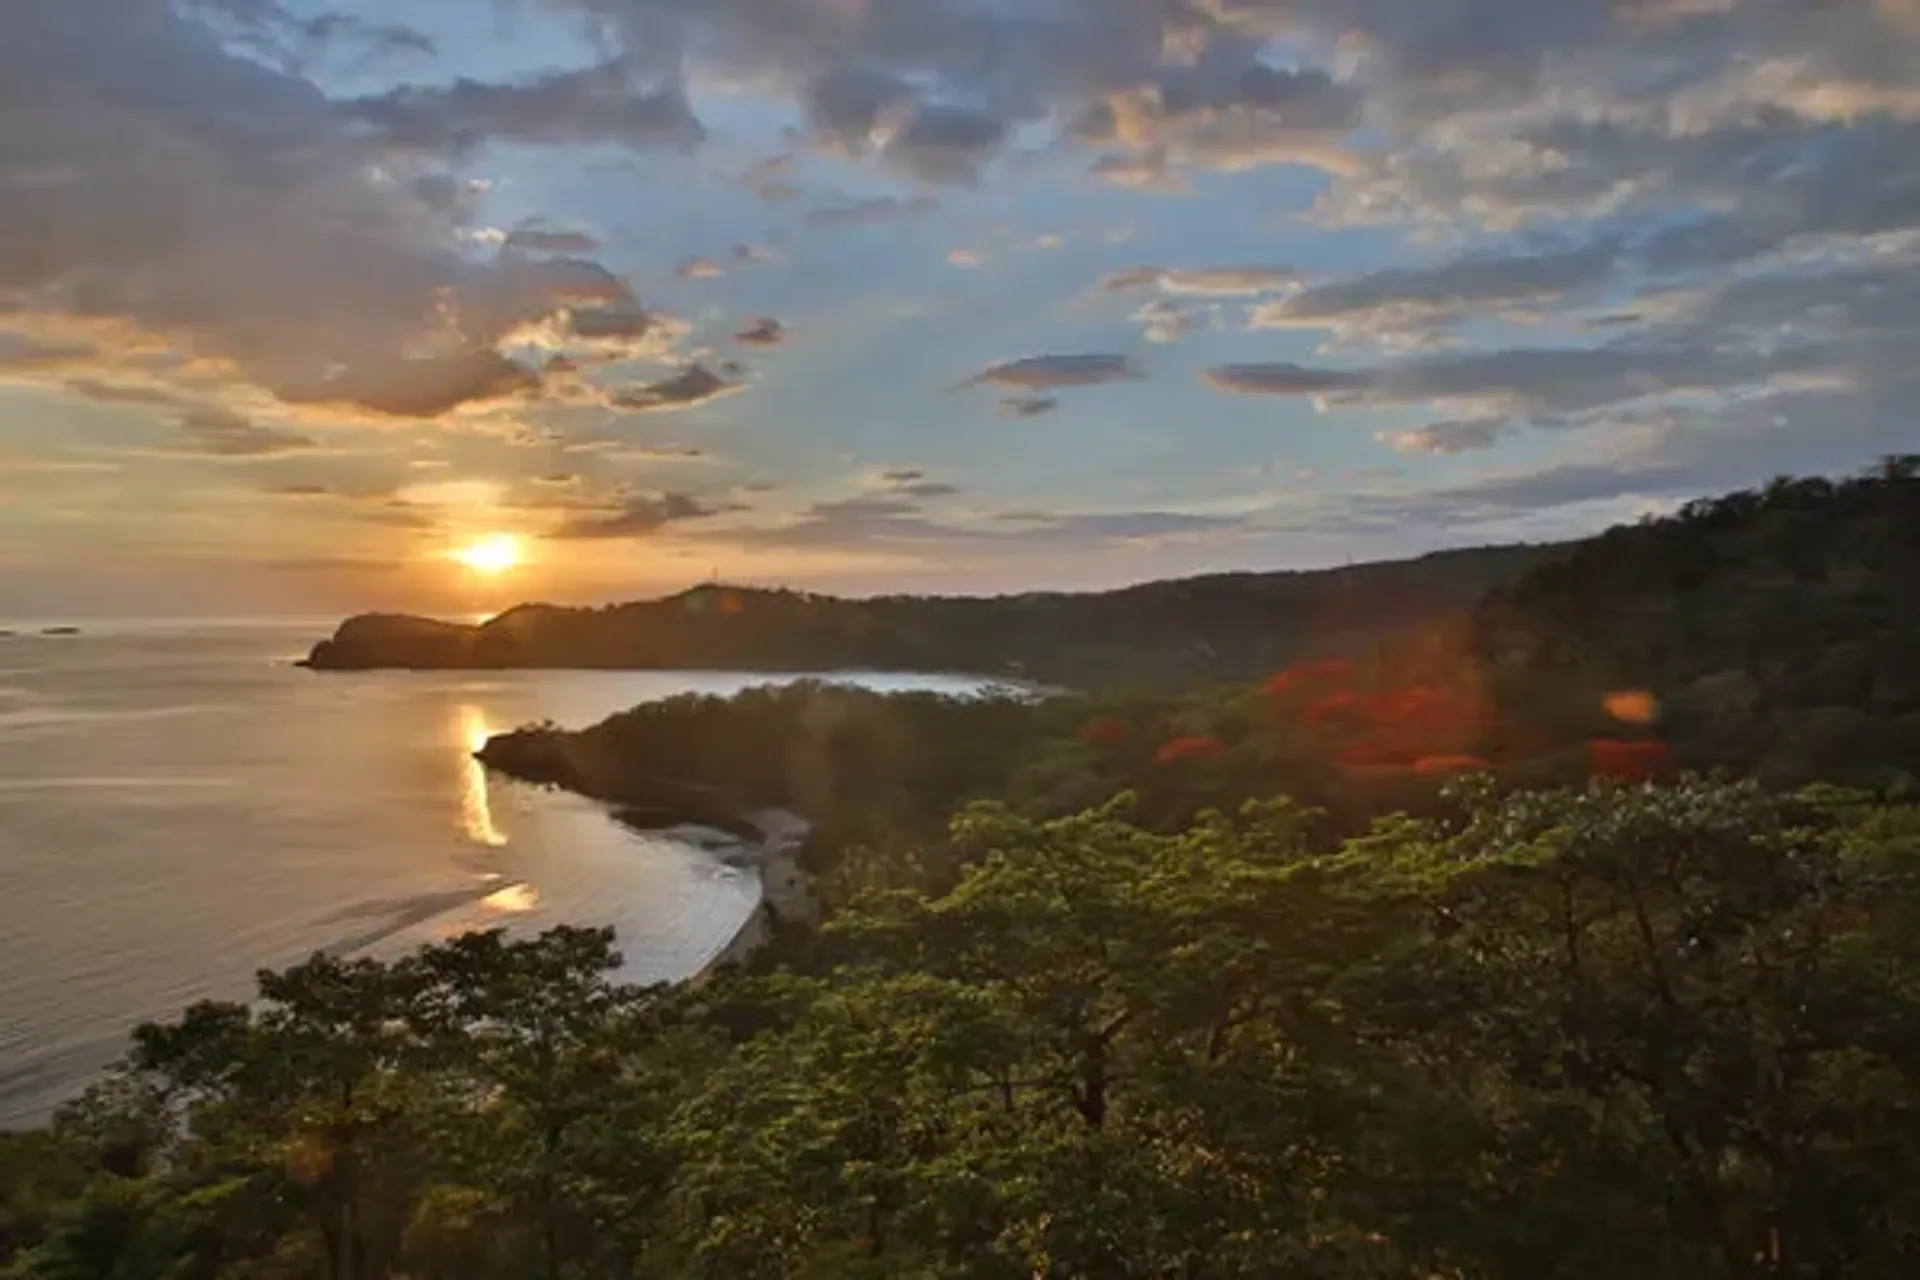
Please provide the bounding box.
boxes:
[302,543,1562,687]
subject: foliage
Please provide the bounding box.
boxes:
[305,545,1559,688]
[10,781,1920,1278]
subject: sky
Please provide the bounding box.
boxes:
[2,0,1918,618]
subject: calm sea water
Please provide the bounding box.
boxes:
[0,622,989,1125]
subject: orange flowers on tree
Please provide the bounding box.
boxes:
[1154,735,1225,765]
[1079,715,1129,746]
[1589,738,1677,781]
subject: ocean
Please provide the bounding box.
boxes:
[0,622,988,1125]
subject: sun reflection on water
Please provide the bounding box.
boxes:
[482,882,539,913]
[457,705,509,848]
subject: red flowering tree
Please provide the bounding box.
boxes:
[1154,735,1225,765]
[1078,715,1129,746]
[1589,738,1677,781]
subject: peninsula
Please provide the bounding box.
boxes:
[301,543,1559,688]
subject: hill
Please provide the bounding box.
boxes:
[1446,456,1920,786]
[475,459,1920,893]
[300,543,1562,688]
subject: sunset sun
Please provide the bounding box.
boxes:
[451,533,523,576]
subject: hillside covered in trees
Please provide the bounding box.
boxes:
[478,460,1920,880]
[7,782,1920,1278]
[301,544,1558,688]
[12,461,1920,1278]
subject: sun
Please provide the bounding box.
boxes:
[451,533,524,576]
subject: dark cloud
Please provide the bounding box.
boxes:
[267,483,332,497]
[960,354,1138,391]
[549,491,725,539]
[279,350,540,419]
[877,468,961,499]
[804,67,915,152]
[609,362,743,412]
[734,318,787,347]
[999,395,1060,418]
[1078,62,1364,177]
[883,103,1010,184]
[1201,363,1370,396]
[350,62,704,153]
[566,307,655,341]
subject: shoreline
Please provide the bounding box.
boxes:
[611,804,815,976]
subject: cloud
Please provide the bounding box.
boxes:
[1077,63,1364,179]
[706,495,1244,553]
[876,468,961,499]
[63,379,184,409]
[279,351,541,419]
[883,103,1010,184]
[0,3,649,418]
[1247,240,1621,340]
[609,363,744,412]
[1201,363,1370,397]
[733,318,787,347]
[561,436,712,462]
[548,491,726,538]
[1131,298,1212,345]
[960,354,1139,390]
[677,258,724,279]
[999,395,1060,418]
[570,309,655,345]
[351,62,704,153]
[804,194,940,227]
[1203,340,1834,424]
[174,409,318,458]
[1105,266,1301,296]
[503,225,601,254]
[1377,419,1513,455]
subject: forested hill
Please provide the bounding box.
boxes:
[301,543,1560,687]
[1430,457,1920,785]
[476,459,1920,861]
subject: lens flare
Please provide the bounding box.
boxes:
[1602,690,1661,725]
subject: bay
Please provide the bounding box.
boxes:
[0,622,989,1124]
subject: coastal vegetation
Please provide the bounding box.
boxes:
[9,461,1920,1278]
[301,544,1557,688]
